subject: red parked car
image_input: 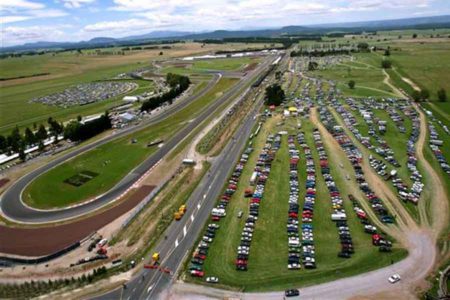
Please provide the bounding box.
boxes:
[190,270,205,277]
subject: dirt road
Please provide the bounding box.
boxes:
[414,103,449,239]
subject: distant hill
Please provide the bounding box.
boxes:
[2,14,449,53]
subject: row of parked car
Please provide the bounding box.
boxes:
[340,98,399,167]
[312,129,355,258]
[319,105,394,224]
[236,134,279,271]
[189,147,255,278]
[347,195,393,252]
[295,131,317,269]
[429,124,450,175]
[286,134,301,270]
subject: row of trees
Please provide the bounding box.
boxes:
[0,118,64,160]
[141,73,190,112]
[63,113,112,142]
[412,88,447,102]
[0,266,108,299]
[0,113,111,161]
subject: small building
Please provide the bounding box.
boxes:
[269,105,276,111]
[123,96,139,102]
[119,112,136,123]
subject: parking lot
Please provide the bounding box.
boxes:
[185,80,406,290]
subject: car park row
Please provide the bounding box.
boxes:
[347,195,393,252]
[189,143,256,278]
[236,134,280,271]
[312,128,356,258]
[286,134,301,270]
[333,98,425,205]
[319,105,394,224]
[339,98,399,167]
[296,131,317,269]
[428,124,450,175]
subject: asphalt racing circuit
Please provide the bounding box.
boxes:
[93,75,266,300]
[0,56,275,257]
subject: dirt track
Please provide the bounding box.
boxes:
[0,185,154,257]
[414,103,449,238]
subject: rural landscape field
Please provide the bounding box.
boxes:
[0,1,449,300]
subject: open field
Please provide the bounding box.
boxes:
[311,53,398,98]
[23,77,238,209]
[0,43,267,135]
[186,109,406,291]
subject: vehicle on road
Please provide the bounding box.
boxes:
[285,289,300,297]
[388,274,401,284]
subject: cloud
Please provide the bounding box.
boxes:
[0,0,67,24]
[58,0,96,9]
[0,0,44,12]
[2,25,66,46]
[83,18,153,32]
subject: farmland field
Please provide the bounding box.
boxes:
[0,42,267,135]
[23,77,238,209]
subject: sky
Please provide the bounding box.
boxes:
[1,0,450,47]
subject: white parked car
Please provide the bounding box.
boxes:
[388,274,401,284]
[206,277,219,283]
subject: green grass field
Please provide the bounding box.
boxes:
[310,53,398,98]
[0,62,149,135]
[192,57,256,71]
[23,77,238,208]
[187,113,406,291]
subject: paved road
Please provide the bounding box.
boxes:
[0,56,273,223]
[167,231,435,300]
[93,82,264,300]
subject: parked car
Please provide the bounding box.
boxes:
[206,277,219,283]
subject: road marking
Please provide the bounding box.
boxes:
[147,284,153,293]
[190,214,195,221]
[175,239,179,248]
[197,203,201,209]
[183,225,187,236]
[203,193,206,199]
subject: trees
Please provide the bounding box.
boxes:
[141,73,190,112]
[381,60,392,69]
[420,89,430,100]
[307,61,318,71]
[7,127,22,154]
[348,80,356,89]
[64,112,111,142]
[24,127,36,146]
[412,89,430,102]
[0,135,6,154]
[384,49,390,56]
[412,33,418,39]
[265,84,285,106]
[437,88,447,102]
[357,42,369,51]
[48,118,63,144]
[35,124,48,142]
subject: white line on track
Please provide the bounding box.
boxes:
[183,225,187,236]
[190,214,194,221]
[175,239,179,248]
[197,203,201,209]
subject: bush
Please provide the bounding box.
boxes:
[265,84,285,106]
[381,60,392,69]
[348,80,356,89]
[437,88,447,102]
